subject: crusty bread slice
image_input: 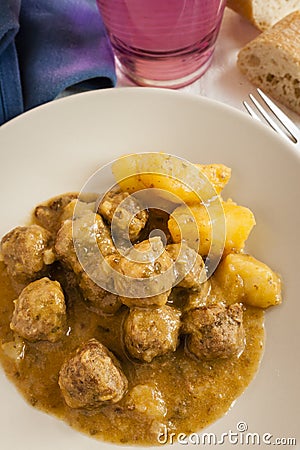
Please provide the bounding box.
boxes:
[227,0,300,30]
[237,11,300,115]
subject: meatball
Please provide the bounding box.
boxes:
[55,212,120,311]
[182,281,212,312]
[124,305,181,362]
[34,193,78,233]
[1,225,54,285]
[55,220,82,274]
[79,272,121,315]
[59,338,128,409]
[56,209,116,273]
[98,189,148,242]
[166,243,206,290]
[74,210,117,259]
[183,303,245,360]
[115,238,174,307]
[10,277,66,342]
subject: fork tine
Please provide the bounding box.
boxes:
[248,93,292,141]
[243,101,261,121]
[257,88,298,143]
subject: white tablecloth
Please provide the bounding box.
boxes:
[117,8,300,129]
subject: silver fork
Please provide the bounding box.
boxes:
[243,88,300,146]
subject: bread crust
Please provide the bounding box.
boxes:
[227,0,255,26]
[227,0,300,31]
[237,11,300,114]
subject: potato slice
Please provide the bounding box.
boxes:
[112,153,231,203]
[168,199,256,257]
[214,253,282,308]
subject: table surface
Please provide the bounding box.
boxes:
[117,8,300,131]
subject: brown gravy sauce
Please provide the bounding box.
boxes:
[0,260,264,445]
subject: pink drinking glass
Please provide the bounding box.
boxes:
[97,0,226,88]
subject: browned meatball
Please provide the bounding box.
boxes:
[55,211,120,312]
[79,272,121,315]
[124,305,181,362]
[10,277,66,342]
[34,193,78,233]
[58,338,128,409]
[74,210,117,259]
[182,303,245,360]
[182,281,212,312]
[55,220,82,274]
[98,189,148,241]
[1,225,54,286]
[115,238,174,307]
[55,209,116,273]
[166,243,206,290]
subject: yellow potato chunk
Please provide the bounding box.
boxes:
[112,153,231,203]
[194,164,231,195]
[214,253,282,308]
[168,199,256,257]
[125,384,167,420]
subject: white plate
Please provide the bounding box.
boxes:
[0,88,299,450]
